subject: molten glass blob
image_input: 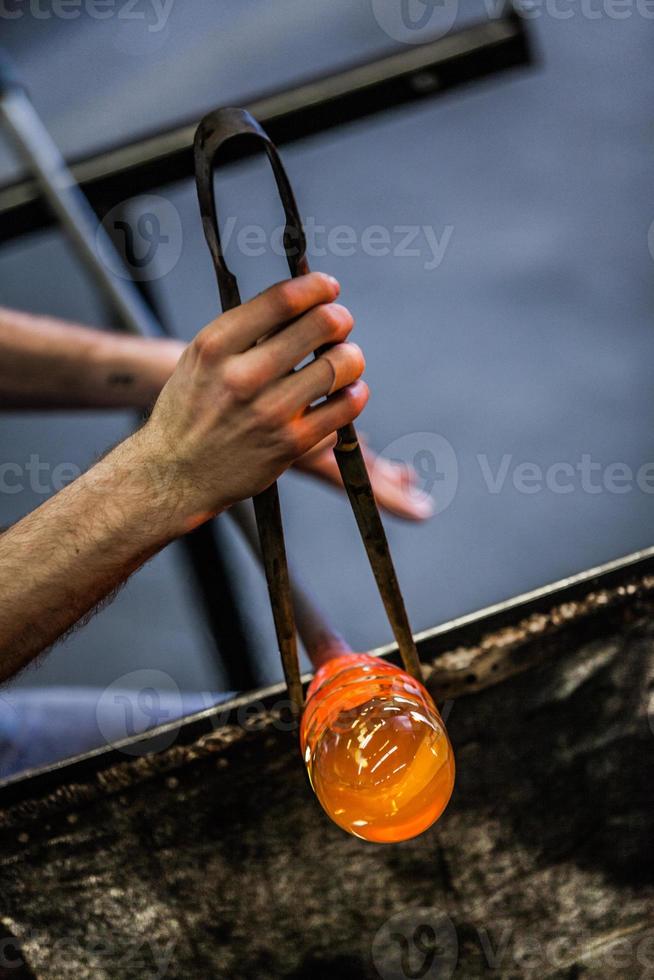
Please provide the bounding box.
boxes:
[300,654,455,843]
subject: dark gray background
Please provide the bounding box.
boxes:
[0,2,652,703]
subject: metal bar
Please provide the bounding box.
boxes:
[230,500,351,665]
[252,487,304,713]
[0,13,531,243]
[1,543,651,802]
[194,108,306,713]
[194,104,425,705]
[0,86,158,336]
[332,424,422,678]
[0,64,258,689]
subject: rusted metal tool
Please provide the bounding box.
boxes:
[194,106,422,713]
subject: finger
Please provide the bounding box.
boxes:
[368,456,435,520]
[240,303,354,385]
[293,380,369,452]
[293,433,338,468]
[292,438,433,520]
[271,342,365,416]
[198,273,341,355]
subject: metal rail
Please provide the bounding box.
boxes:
[0,13,531,242]
[1,542,651,804]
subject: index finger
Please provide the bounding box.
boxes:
[209,272,341,353]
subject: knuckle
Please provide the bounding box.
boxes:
[280,425,304,457]
[345,379,369,414]
[193,328,222,361]
[221,358,255,402]
[272,281,302,320]
[317,303,353,342]
[250,398,275,430]
[343,341,365,377]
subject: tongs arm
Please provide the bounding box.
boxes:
[194,107,422,716]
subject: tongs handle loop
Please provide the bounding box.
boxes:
[195,107,307,310]
[195,107,305,714]
[194,107,423,713]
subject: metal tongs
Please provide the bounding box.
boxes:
[194,107,422,714]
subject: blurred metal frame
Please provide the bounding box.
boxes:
[0,10,531,242]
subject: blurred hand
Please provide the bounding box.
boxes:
[294,434,435,521]
[139,273,368,532]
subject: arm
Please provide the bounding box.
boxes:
[0,306,183,410]
[0,273,368,681]
[0,305,431,518]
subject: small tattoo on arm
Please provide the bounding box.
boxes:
[107,373,135,387]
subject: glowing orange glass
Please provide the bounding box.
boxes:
[300,654,455,843]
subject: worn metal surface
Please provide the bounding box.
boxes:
[0,548,652,978]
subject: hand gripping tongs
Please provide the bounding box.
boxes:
[193,107,422,714]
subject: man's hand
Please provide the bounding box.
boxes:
[1,297,433,520]
[141,272,368,531]
[0,273,367,676]
[294,436,435,521]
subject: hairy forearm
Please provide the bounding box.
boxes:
[0,430,185,681]
[0,273,367,681]
[0,307,183,410]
